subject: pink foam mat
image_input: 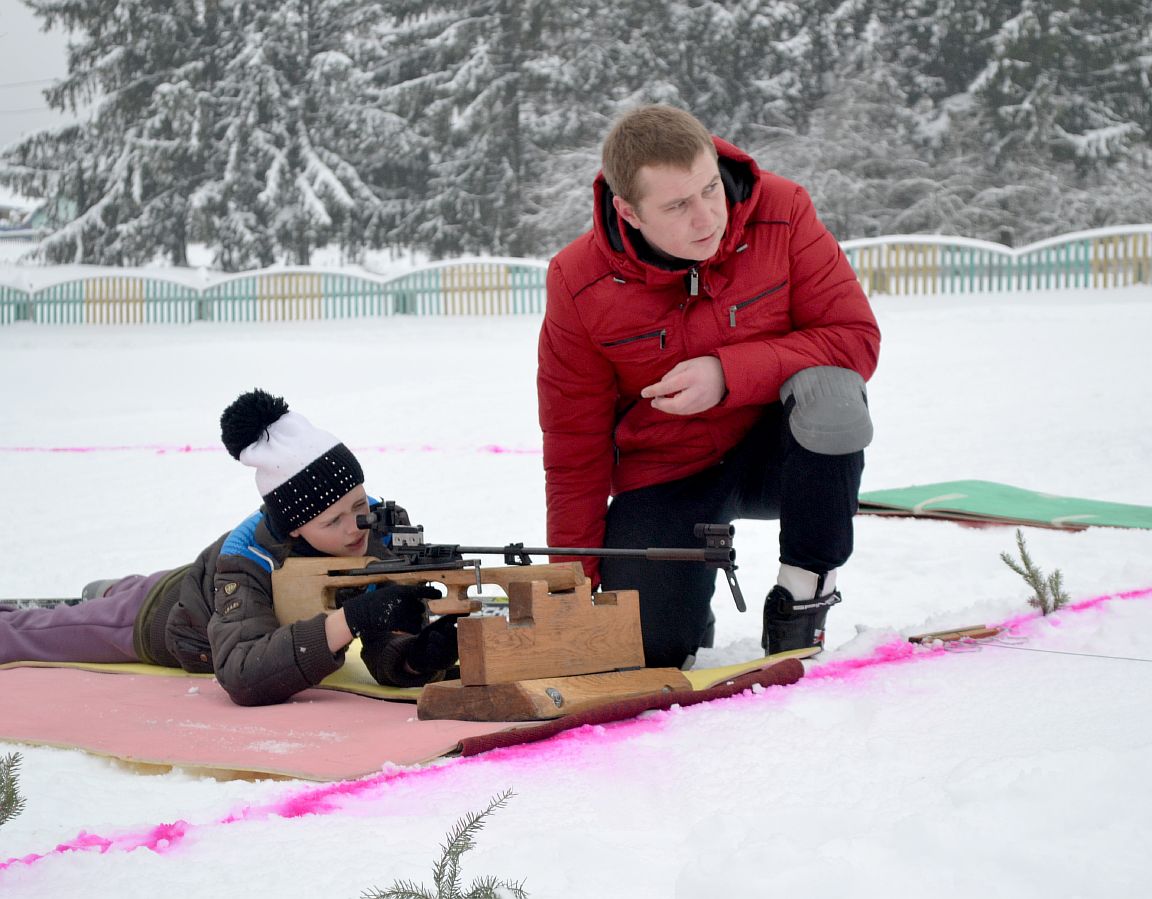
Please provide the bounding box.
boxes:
[0,667,532,780]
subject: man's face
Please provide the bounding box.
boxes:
[612,150,727,262]
[291,484,371,556]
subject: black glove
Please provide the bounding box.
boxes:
[340,583,441,640]
[404,614,461,675]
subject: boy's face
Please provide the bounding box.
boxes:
[291,485,371,556]
[612,150,727,263]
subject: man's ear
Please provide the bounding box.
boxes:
[613,194,641,228]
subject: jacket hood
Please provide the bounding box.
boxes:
[591,136,760,281]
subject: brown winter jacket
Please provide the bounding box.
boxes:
[140,501,429,706]
[538,137,881,583]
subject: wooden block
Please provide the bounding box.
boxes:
[271,559,584,625]
[457,580,644,686]
[417,668,692,721]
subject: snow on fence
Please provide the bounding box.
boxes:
[1,226,1149,326]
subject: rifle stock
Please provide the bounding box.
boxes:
[271,556,587,626]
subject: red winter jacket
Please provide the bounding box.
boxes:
[537,138,880,582]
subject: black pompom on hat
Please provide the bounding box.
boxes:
[220,388,364,534]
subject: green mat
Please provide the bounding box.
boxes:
[857,480,1152,530]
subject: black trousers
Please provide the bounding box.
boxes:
[600,403,864,668]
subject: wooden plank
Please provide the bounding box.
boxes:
[908,625,1002,644]
[417,667,692,721]
[457,579,644,686]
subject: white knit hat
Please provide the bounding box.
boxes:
[220,389,364,533]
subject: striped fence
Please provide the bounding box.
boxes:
[0,259,550,326]
[842,226,1152,296]
[1,226,1149,325]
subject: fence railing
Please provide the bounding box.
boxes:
[0,259,550,326]
[2,226,1149,325]
[0,229,43,246]
[841,226,1152,296]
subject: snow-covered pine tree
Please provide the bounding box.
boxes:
[6,0,1151,262]
[2,0,216,265]
[375,0,563,258]
[3,0,412,270]
[190,0,407,269]
[971,0,1151,174]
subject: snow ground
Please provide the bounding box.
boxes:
[1,283,1151,897]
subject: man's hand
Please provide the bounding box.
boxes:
[641,356,727,415]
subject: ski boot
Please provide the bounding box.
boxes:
[761,584,841,656]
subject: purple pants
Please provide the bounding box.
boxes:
[0,572,168,665]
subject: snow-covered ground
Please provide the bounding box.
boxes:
[1,283,1151,897]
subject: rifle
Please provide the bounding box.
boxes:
[271,503,746,626]
[354,502,747,612]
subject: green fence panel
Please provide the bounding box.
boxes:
[33,280,84,324]
[0,284,31,324]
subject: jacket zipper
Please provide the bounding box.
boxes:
[728,278,787,327]
[688,267,700,296]
[601,328,667,350]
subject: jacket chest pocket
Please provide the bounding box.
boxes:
[599,328,671,394]
[724,278,789,331]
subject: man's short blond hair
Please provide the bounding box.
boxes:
[601,105,718,205]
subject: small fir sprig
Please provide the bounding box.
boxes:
[362,788,528,899]
[0,753,27,829]
[1000,528,1070,615]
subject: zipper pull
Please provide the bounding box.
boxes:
[729,306,737,327]
[689,268,699,296]
[659,329,666,349]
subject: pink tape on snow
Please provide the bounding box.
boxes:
[3,585,1150,876]
[0,443,542,456]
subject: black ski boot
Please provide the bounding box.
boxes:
[761,585,842,655]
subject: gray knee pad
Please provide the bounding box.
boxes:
[780,366,872,455]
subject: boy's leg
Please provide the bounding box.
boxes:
[0,573,165,664]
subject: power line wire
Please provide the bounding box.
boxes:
[0,106,59,116]
[983,641,1152,664]
[0,77,59,90]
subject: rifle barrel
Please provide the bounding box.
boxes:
[455,545,734,563]
[455,543,745,612]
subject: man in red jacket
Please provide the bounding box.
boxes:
[537,105,881,668]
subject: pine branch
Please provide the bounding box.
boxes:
[0,752,28,829]
[1000,528,1069,615]
[363,789,525,899]
[361,882,433,899]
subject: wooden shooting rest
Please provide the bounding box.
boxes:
[272,558,689,722]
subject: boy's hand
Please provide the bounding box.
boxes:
[404,615,460,674]
[340,584,441,639]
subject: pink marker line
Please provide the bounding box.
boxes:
[0,443,542,456]
[4,584,1150,876]
[807,585,1152,686]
